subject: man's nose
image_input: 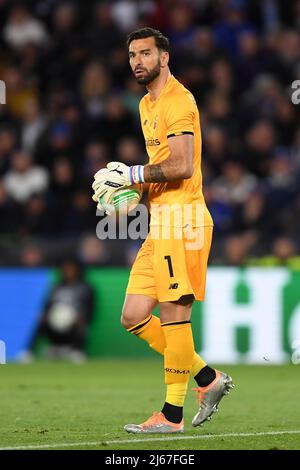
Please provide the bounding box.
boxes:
[133,56,142,68]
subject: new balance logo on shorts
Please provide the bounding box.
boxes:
[165,368,190,375]
[169,283,179,289]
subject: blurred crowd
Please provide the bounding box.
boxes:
[0,0,300,267]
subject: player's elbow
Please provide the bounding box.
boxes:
[183,168,193,179]
[167,155,194,180]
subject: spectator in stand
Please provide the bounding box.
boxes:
[82,141,109,182]
[3,65,38,119]
[21,97,47,153]
[78,234,111,266]
[211,160,257,206]
[243,120,276,177]
[3,3,49,50]
[116,137,146,166]
[20,243,45,267]
[4,150,49,204]
[222,234,252,266]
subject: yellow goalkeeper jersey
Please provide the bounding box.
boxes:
[139,74,213,227]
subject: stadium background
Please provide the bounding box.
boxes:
[0,0,300,364]
[1,0,300,452]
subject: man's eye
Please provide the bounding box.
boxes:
[143,52,150,56]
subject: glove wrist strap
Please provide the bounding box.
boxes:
[129,165,144,184]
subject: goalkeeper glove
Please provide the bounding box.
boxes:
[92,162,144,202]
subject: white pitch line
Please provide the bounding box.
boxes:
[0,430,300,450]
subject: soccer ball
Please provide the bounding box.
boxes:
[48,303,77,332]
[98,183,143,214]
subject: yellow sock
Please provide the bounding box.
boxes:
[127,314,166,354]
[162,321,194,407]
[127,315,207,377]
[166,382,188,407]
[191,353,207,377]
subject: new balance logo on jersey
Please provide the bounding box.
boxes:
[165,368,190,375]
[169,283,179,290]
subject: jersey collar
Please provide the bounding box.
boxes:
[149,74,176,103]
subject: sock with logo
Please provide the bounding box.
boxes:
[161,321,194,421]
[127,314,210,385]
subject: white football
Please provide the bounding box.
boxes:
[98,183,143,214]
[48,303,77,332]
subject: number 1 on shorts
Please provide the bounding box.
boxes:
[164,255,174,278]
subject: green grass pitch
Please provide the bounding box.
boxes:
[0,360,299,450]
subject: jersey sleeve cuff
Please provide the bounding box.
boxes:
[167,131,194,138]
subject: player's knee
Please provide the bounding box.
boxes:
[120,311,136,330]
[120,314,128,329]
[121,307,149,330]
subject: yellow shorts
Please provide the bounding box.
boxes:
[126,226,213,302]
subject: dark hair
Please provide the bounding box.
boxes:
[127,27,169,52]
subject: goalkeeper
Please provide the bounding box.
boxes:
[92,28,233,434]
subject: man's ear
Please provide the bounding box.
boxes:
[160,51,169,68]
